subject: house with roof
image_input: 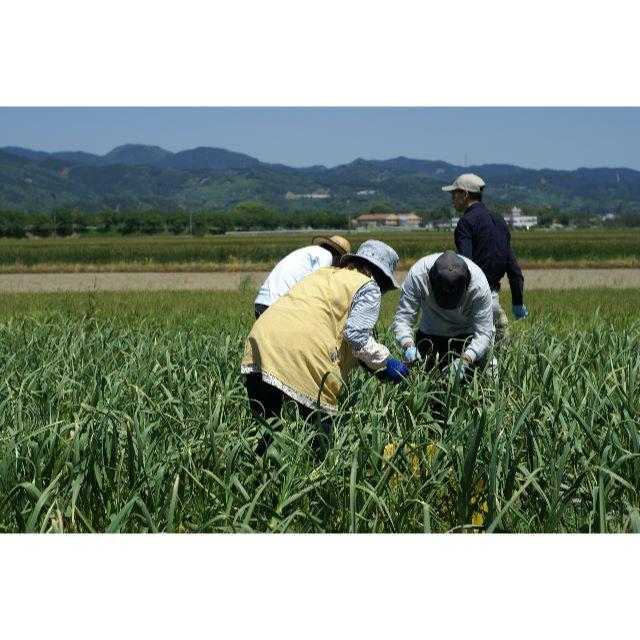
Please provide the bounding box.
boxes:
[354,212,422,230]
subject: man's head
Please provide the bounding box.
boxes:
[312,235,351,266]
[428,251,471,309]
[441,173,485,213]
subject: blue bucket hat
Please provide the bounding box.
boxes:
[340,240,400,290]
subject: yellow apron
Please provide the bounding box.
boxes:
[241,267,371,412]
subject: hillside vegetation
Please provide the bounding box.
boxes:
[3,145,640,213]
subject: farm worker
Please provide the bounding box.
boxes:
[242,240,409,451]
[392,250,495,380]
[443,173,527,345]
[253,235,351,319]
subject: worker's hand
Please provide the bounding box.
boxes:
[443,357,467,382]
[403,345,421,365]
[512,304,528,320]
[384,358,410,383]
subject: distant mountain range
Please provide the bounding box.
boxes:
[1,144,639,214]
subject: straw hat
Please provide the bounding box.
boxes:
[312,235,351,256]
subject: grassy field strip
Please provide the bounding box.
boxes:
[0,268,639,293]
[0,230,637,268]
[0,259,638,274]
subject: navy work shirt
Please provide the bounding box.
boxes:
[454,202,524,305]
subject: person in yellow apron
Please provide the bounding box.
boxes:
[241,240,408,454]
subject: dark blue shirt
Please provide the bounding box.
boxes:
[454,202,524,305]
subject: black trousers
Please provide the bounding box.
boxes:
[415,330,474,372]
[244,372,283,420]
[254,304,269,319]
[414,331,476,424]
[244,373,332,455]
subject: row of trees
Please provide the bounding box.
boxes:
[0,203,350,238]
[0,202,635,238]
[603,212,640,228]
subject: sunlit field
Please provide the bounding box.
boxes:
[0,287,638,532]
[0,229,638,270]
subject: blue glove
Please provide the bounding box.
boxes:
[443,357,467,382]
[512,304,528,320]
[384,358,410,383]
[403,345,421,365]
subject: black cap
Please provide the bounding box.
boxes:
[428,251,471,309]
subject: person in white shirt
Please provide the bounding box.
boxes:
[254,235,351,318]
[392,250,496,380]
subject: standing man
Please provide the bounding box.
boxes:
[254,235,351,319]
[443,173,528,344]
[392,250,495,380]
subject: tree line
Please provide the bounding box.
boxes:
[0,203,350,238]
[0,201,635,238]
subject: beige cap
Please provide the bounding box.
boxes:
[312,234,351,255]
[441,173,486,193]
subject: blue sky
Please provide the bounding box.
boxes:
[1,107,638,171]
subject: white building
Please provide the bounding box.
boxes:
[424,218,459,231]
[284,188,331,200]
[508,206,538,229]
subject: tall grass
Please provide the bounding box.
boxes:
[0,287,638,332]
[0,290,638,532]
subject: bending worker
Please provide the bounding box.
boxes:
[242,240,409,450]
[392,250,495,379]
[443,173,528,344]
[253,235,351,318]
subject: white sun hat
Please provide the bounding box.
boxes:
[441,173,486,193]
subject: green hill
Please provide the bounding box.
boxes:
[1,145,639,214]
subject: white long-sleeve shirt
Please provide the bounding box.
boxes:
[255,245,333,307]
[392,254,495,363]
